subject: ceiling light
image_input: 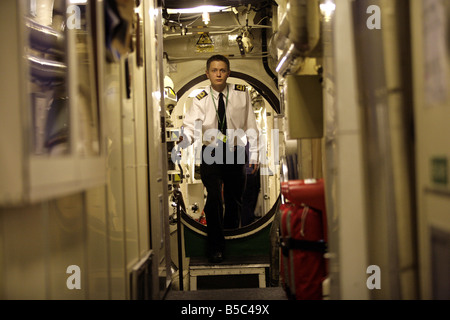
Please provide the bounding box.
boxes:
[320,1,336,21]
[202,11,210,25]
[166,6,229,15]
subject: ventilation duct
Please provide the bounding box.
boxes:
[274,0,322,76]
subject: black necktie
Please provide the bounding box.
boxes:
[218,92,227,133]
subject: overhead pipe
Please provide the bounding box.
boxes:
[288,0,309,51]
[275,0,322,76]
[261,5,278,88]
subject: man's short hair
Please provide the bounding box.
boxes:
[206,55,230,71]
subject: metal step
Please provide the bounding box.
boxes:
[188,255,271,291]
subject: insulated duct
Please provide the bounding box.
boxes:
[288,0,321,54]
[274,0,321,76]
[288,0,308,51]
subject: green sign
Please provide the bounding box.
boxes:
[431,157,448,185]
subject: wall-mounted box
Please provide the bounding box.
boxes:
[285,75,324,139]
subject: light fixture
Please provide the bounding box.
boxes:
[202,11,210,25]
[319,0,336,21]
[166,6,229,14]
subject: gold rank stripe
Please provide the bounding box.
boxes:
[196,90,208,100]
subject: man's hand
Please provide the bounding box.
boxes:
[249,163,259,175]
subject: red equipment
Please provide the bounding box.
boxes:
[279,179,328,300]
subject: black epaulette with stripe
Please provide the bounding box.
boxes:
[234,84,246,92]
[196,90,208,100]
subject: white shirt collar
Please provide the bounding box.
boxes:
[209,84,229,98]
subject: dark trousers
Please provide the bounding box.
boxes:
[200,145,246,254]
[242,169,260,226]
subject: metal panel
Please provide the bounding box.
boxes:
[143,0,172,299]
[130,251,154,300]
[0,204,47,299]
[121,59,140,267]
[85,186,110,299]
[411,0,450,299]
[431,227,450,300]
[104,61,127,299]
[0,0,26,205]
[285,75,323,139]
[322,0,370,300]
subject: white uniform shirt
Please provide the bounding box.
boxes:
[182,83,259,163]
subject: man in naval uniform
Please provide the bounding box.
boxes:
[179,54,259,263]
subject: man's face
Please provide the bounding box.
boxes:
[206,60,230,88]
